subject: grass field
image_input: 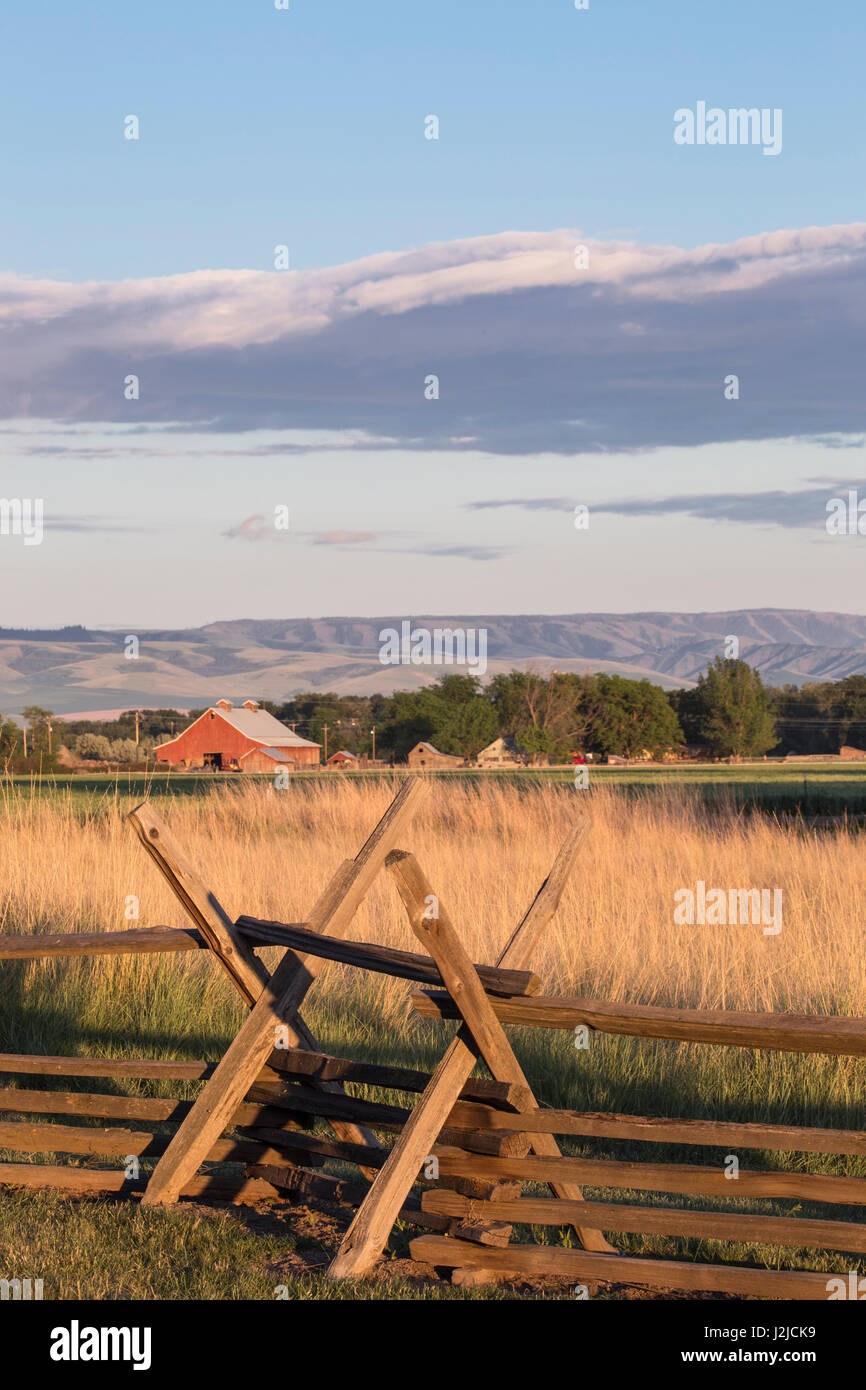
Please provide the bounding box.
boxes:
[1,774,864,1299]
[11,759,866,817]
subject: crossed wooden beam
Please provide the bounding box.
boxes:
[128,779,615,1278]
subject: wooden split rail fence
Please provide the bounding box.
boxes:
[1,779,864,1299]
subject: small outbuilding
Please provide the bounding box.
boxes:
[327,750,359,769]
[475,736,528,768]
[238,746,296,774]
[406,741,464,769]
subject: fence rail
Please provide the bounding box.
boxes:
[0,788,862,1301]
[412,989,866,1055]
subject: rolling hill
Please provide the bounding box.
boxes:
[1,610,865,714]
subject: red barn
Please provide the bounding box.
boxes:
[327,749,359,769]
[155,699,321,770]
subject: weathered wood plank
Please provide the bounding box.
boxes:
[246,1087,540,1156]
[387,849,607,1252]
[0,1047,527,1110]
[497,817,591,964]
[0,1118,321,1167]
[0,1163,282,1202]
[432,1152,866,1205]
[328,973,499,1274]
[244,1083,411,1130]
[128,801,269,1005]
[0,1086,317,1134]
[264,1046,529,1109]
[411,992,866,1056]
[430,814,594,1244]
[327,819,609,1280]
[235,917,540,997]
[436,1103,866,1156]
[129,801,386,1174]
[0,1087,197,1123]
[142,779,429,1206]
[0,1079,527,1141]
[421,1190,866,1254]
[409,1235,836,1299]
[0,1054,219,1080]
[0,927,206,959]
[241,1127,393,1170]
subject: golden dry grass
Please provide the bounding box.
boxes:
[1,777,865,1297]
[0,775,861,1020]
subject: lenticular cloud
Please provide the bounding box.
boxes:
[0,223,864,453]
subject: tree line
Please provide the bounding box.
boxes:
[3,663,866,769]
[247,664,866,762]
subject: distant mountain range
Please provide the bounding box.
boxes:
[2,611,866,715]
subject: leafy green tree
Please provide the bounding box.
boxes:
[76,733,113,760]
[816,675,866,752]
[110,738,140,763]
[0,713,21,768]
[667,685,707,746]
[487,672,529,734]
[267,692,385,758]
[586,675,683,758]
[693,658,777,759]
[432,674,484,707]
[448,696,498,759]
[377,691,437,761]
[378,676,497,761]
[516,723,559,761]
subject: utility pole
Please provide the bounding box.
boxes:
[322,723,329,762]
[371,725,376,761]
[134,710,140,747]
[46,718,52,754]
[22,722,27,757]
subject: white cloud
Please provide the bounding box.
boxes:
[1,223,864,451]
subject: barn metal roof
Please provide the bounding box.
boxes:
[239,746,296,763]
[216,706,321,748]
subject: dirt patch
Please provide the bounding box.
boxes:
[180,1191,736,1301]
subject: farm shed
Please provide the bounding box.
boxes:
[238,746,296,774]
[406,741,464,769]
[475,736,527,768]
[327,750,359,769]
[155,700,321,769]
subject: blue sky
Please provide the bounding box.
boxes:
[2,0,862,277]
[0,1,865,630]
